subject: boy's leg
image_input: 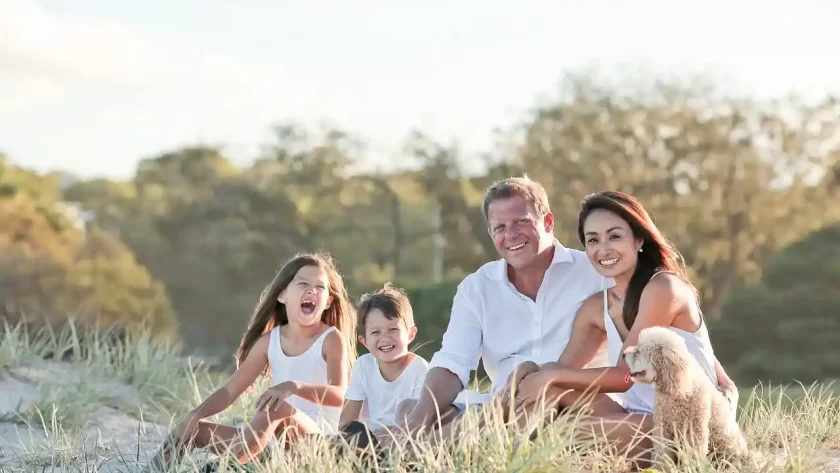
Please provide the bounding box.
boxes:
[394,398,417,425]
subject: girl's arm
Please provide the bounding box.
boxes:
[189,333,270,419]
[541,274,684,394]
[288,330,349,408]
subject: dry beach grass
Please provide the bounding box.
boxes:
[0,319,838,473]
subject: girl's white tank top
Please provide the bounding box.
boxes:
[604,271,718,415]
[267,325,342,434]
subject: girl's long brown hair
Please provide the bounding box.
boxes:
[235,251,358,376]
[577,191,697,330]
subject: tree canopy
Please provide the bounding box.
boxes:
[2,71,838,382]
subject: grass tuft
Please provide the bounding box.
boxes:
[0,318,838,472]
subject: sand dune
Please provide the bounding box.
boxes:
[1,360,169,471]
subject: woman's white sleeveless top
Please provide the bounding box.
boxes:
[604,271,718,415]
[267,325,342,434]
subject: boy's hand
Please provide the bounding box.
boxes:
[255,381,298,412]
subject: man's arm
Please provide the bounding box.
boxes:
[404,280,482,431]
[404,367,464,430]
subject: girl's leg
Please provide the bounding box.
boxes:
[201,403,323,464]
[151,402,322,469]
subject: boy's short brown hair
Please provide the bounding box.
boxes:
[356,282,415,335]
[482,173,551,224]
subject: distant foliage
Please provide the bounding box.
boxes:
[2,70,839,362]
[713,223,840,383]
[0,159,176,336]
[403,279,460,361]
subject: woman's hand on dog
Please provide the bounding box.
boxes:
[718,380,739,413]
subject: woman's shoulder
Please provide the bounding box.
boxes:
[576,290,607,325]
[642,270,694,304]
[581,289,606,312]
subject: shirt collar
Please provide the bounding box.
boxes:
[488,238,575,281]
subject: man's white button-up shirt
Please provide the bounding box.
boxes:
[429,239,614,395]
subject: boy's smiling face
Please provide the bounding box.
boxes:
[359,308,417,363]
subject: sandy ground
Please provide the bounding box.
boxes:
[0,360,169,472]
[1,360,838,472]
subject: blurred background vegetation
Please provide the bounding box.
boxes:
[2,71,838,387]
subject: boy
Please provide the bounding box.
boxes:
[340,283,429,432]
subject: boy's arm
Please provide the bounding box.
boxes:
[411,362,431,399]
[339,353,367,428]
[339,400,364,428]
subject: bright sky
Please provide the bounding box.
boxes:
[1,0,839,180]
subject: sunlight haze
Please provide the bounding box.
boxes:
[1,0,838,179]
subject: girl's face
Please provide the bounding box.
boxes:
[583,209,644,280]
[278,264,333,327]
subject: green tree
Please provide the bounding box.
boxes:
[712,223,840,383]
[0,159,177,336]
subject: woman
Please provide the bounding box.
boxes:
[514,191,738,463]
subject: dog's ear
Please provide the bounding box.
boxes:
[652,344,690,396]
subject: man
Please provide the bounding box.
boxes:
[396,175,614,437]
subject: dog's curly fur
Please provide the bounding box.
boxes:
[622,326,749,468]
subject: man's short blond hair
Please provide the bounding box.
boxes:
[481,174,551,224]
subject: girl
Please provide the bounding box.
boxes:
[513,191,738,465]
[149,252,357,469]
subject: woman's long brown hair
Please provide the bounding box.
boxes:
[235,251,358,376]
[577,191,696,330]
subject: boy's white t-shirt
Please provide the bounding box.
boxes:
[345,353,429,430]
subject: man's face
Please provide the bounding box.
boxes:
[486,196,554,270]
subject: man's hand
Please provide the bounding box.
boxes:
[255,381,298,412]
[515,370,555,412]
[498,361,539,409]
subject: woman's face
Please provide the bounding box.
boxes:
[583,209,644,279]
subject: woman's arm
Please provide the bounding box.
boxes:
[714,357,739,411]
[507,296,605,405]
[552,295,607,370]
[714,358,734,386]
[190,333,270,418]
[540,274,685,394]
[288,330,349,408]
